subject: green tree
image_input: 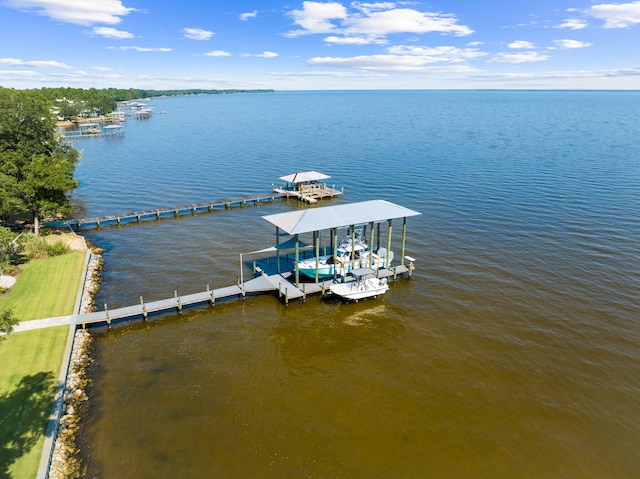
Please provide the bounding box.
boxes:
[0,88,79,234]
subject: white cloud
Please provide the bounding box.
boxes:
[473,67,640,82]
[300,41,486,73]
[243,51,279,58]
[387,45,488,62]
[309,54,479,72]
[0,70,42,78]
[107,46,172,52]
[553,39,592,48]
[203,50,231,57]
[488,52,549,63]
[0,57,73,68]
[92,26,134,39]
[92,66,114,71]
[4,0,135,25]
[287,1,348,36]
[286,2,472,40]
[555,18,589,29]
[270,70,387,78]
[240,10,258,21]
[324,35,386,44]
[508,40,536,49]
[184,28,214,41]
[344,8,474,37]
[587,1,640,28]
[351,2,396,14]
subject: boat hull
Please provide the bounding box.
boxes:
[330,277,389,301]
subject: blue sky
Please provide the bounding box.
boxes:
[1,0,639,89]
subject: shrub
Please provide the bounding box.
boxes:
[19,233,70,260]
[0,308,18,339]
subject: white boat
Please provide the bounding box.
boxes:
[329,268,389,301]
[297,232,393,279]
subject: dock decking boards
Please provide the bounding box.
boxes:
[46,186,343,231]
[77,262,414,328]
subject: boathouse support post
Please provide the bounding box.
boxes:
[401,217,407,266]
[350,226,356,266]
[276,227,281,274]
[369,222,375,268]
[294,235,300,288]
[387,219,393,269]
[332,228,338,281]
[376,223,381,252]
[314,231,320,284]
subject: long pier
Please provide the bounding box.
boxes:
[50,192,288,231]
[50,188,345,232]
[77,262,414,328]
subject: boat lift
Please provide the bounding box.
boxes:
[259,199,421,288]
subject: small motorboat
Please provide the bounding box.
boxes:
[297,231,393,279]
[329,268,389,301]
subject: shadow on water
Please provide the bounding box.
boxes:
[0,372,55,479]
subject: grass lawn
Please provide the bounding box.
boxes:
[0,251,87,321]
[0,326,69,479]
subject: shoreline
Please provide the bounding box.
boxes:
[47,252,102,479]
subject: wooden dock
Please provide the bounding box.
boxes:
[77,262,414,328]
[52,193,287,231]
[48,187,344,231]
[273,184,343,203]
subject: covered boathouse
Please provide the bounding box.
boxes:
[259,199,421,287]
[272,170,343,203]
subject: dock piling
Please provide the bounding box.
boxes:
[141,296,147,320]
[104,303,111,328]
[175,290,182,312]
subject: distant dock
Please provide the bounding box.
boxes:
[45,170,344,231]
[273,170,343,203]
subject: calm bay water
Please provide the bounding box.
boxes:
[75,91,640,478]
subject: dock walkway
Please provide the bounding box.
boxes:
[76,263,413,328]
[48,192,287,231]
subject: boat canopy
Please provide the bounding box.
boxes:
[279,171,331,184]
[262,200,421,235]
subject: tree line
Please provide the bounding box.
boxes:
[38,87,274,119]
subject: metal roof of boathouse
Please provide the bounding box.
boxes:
[279,171,331,184]
[262,200,421,235]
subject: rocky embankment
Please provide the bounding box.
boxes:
[48,252,103,479]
